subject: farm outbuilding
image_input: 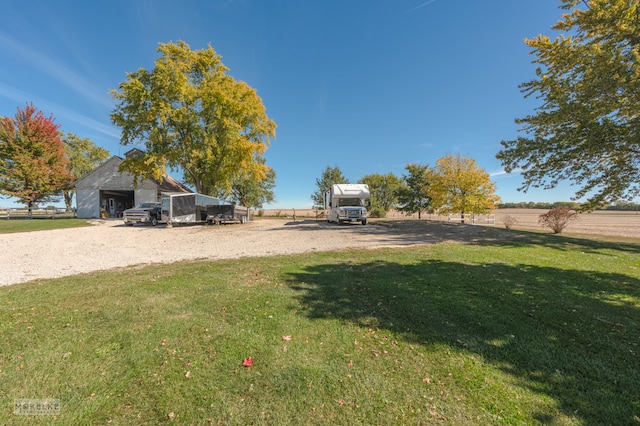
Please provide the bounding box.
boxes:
[74,149,192,219]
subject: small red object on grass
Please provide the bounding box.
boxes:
[242,357,254,367]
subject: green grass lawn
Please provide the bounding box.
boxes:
[1,231,639,424]
[0,217,93,233]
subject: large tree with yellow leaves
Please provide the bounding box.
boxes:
[429,155,500,223]
[110,41,276,196]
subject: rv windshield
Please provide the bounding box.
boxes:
[337,198,364,207]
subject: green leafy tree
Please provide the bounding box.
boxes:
[395,163,432,219]
[110,40,276,197]
[62,132,110,211]
[359,172,401,217]
[311,166,348,208]
[497,0,640,208]
[216,156,276,209]
[0,103,73,218]
[430,155,501,223]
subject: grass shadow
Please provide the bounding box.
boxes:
[286,257,640,424]
[284,219,640,254]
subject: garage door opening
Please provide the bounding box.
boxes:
[99,190,134,218]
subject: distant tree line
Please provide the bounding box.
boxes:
[497,202,640,211]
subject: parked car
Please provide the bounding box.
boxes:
[122,203,162,226]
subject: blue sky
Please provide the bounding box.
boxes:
[1,0,579,209]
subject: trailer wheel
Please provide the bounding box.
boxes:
[151,218,158,226]
[361,219,367,225]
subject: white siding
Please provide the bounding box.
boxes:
[76,189,100,219]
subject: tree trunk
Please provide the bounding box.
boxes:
[64,190,74,212]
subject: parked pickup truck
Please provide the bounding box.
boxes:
[122,203,162,226]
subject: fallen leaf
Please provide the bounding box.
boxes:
[185,371,192,378]
[347,360,353,369]
[243,357,254,367]
[282,335,292,341]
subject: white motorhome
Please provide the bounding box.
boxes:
[324,184,370,225]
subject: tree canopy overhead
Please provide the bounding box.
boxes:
[497,0,640,208]
[110,40,276,196]
[0,103,72,216]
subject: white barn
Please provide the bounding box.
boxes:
[74,149,191,219]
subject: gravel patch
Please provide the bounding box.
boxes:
[6,213,635,288]
[1,218,456,287]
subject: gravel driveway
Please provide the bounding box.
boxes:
[2,218,488,287]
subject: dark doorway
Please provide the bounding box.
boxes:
[99,190,134,218]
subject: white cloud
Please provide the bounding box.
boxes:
[0,82,120,139]
[399,0,438,17]
[490,167,523,177]
[0,30,111,109]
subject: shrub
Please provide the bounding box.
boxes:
[502,215,518,230]
[368,206,387,218]
[538,208,578,234]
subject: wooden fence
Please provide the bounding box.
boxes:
[1,208,75,219]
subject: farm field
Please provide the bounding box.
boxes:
[261,208,640,239]
[493,209,640,238]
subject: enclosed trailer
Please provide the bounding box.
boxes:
[160,193,221,225]
[206,204,249,224]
